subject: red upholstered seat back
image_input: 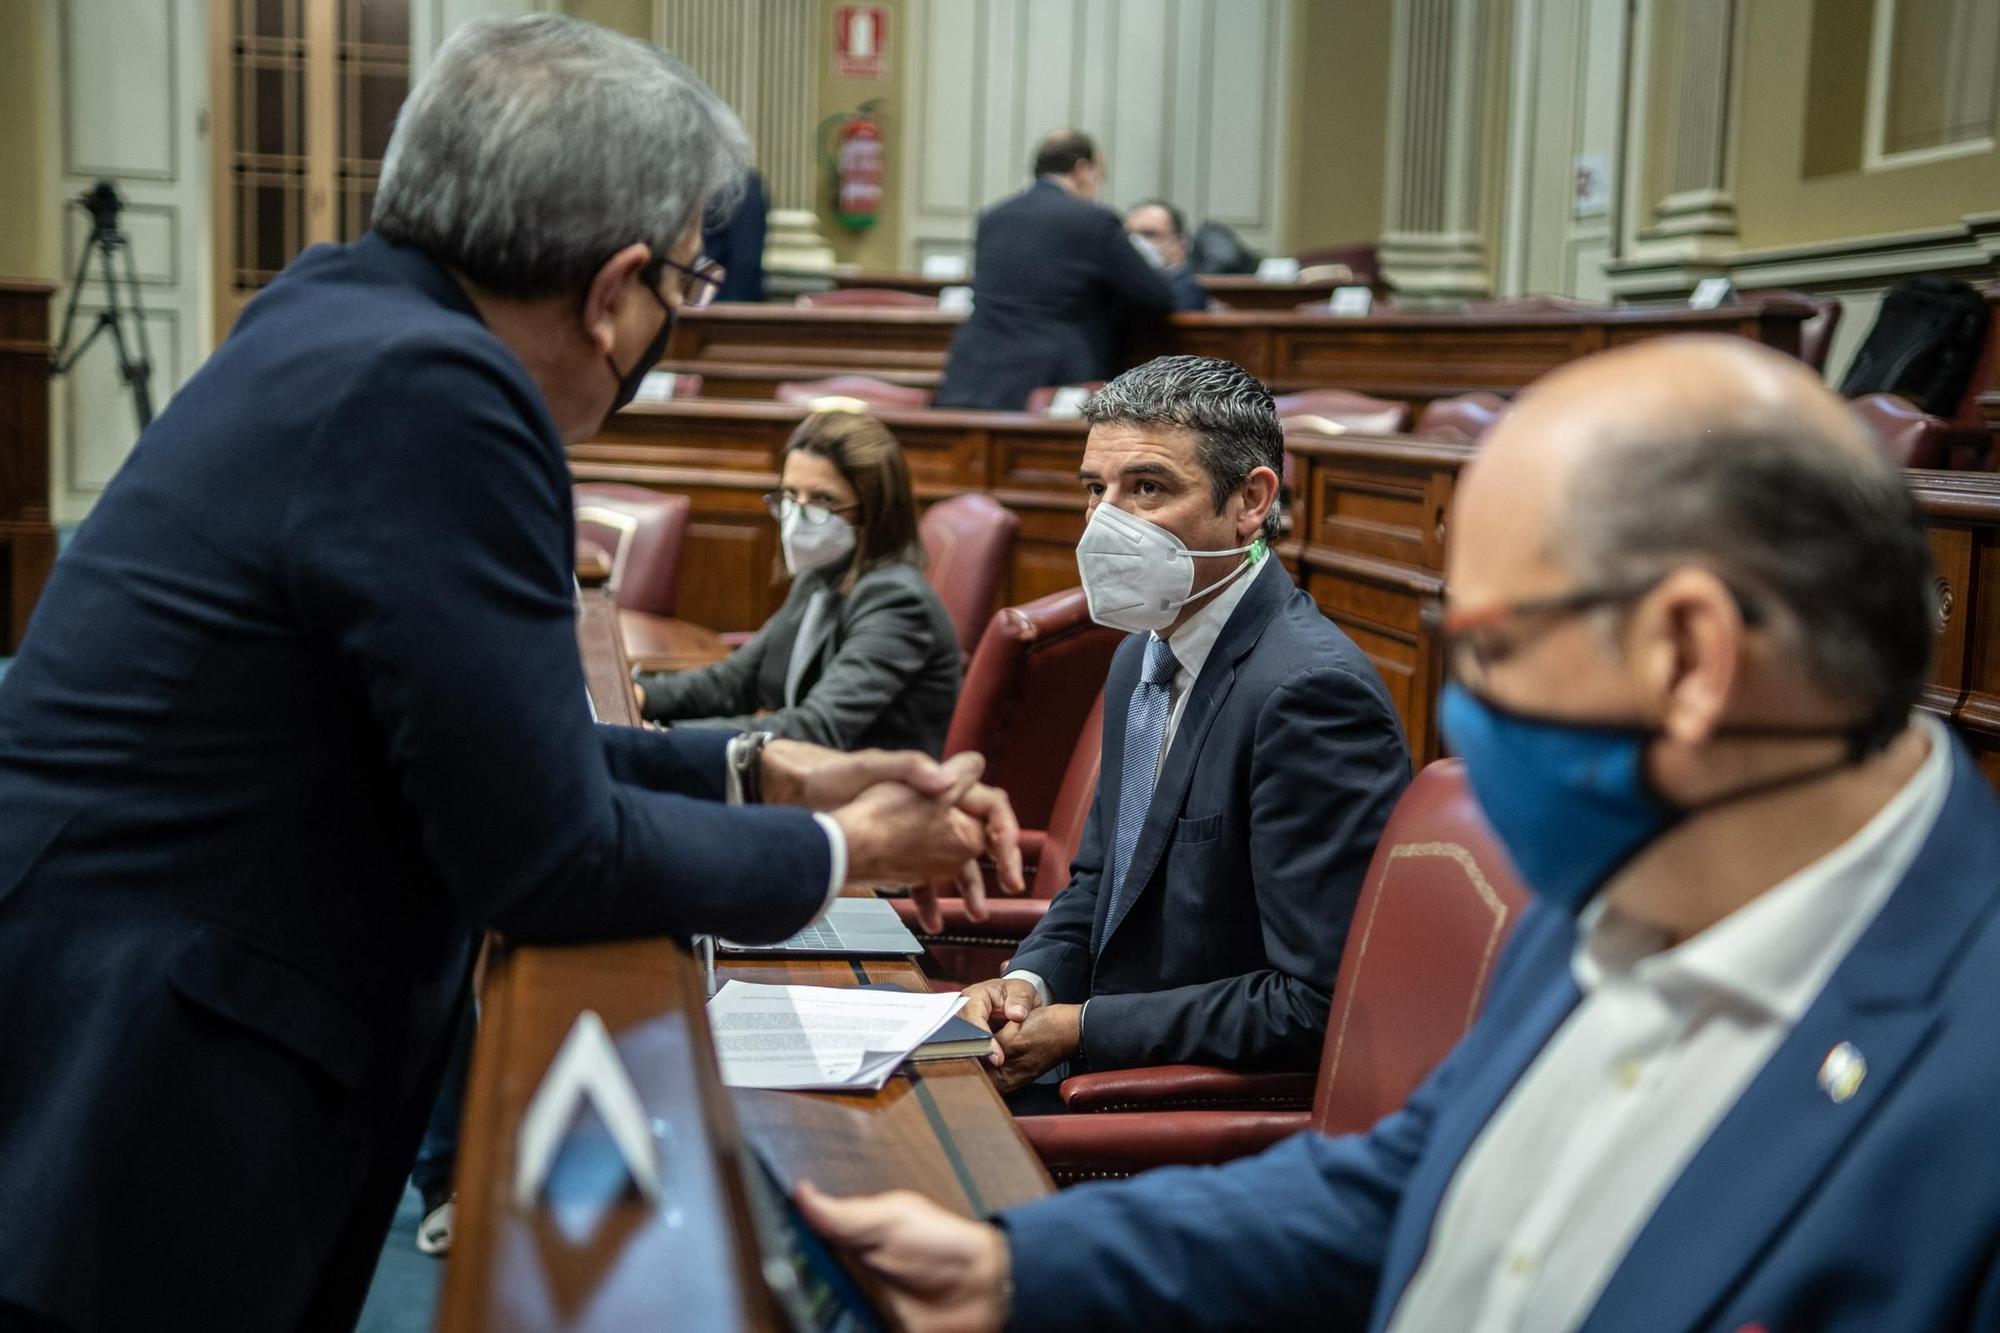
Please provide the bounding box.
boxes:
[1415,391,1510,444]
[1311,759,1532,1136]
[774,376,934,410]
[1031,690,1105,898]
[572,483,693,618]
[945,587,1121,832]
[1851,392,1990,469]
[919,493,1021,660]
[795,288,939,310]
[1740,288,1843,374]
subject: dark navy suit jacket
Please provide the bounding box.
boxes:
[1003,736,2000,1332]
[0,233,830,1329]
[1008,557,1410,1072]
[934,179,1176,410]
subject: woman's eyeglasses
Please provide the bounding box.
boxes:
[763,489,858,525]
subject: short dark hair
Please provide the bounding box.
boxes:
[1033,131,1097,179]
[782,411,924,585]
[1082,355,1285,543]
[1563,406,1937,754]
[1130,198,1186,237]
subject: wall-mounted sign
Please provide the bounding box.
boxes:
[835,6,889,80]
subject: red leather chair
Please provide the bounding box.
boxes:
[774,376,934,410]
[572,484,692,617]
[897,690,1107,987]
[939,587,1120,831]
[1740,288,1842,375]
[1850,393,1991,470]
[918,494,1021,661]
[1415,391,1510,444]
[795,288,939,310]
[1019,759,1532,1185]
[1026,382,1105,414]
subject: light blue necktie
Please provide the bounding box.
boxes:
[1106,635,1179,928]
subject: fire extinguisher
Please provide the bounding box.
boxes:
[819,102,884,232]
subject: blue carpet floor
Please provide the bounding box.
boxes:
[356,1184,444,1332]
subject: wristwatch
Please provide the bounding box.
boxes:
[731,730,775,805]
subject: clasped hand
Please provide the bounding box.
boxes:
[958,978,1081,1094]
[761,740,1027,931]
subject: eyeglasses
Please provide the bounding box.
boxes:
[654,254,726,310]
[763,489,858,525]
[1420,577,1667,688]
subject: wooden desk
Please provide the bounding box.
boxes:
[620,609,730,673]
[1287,432,2000,787]
[443,596,1050,1329]
[0,280,59,653]
[666,299,1813,406]
[830,269,1346,311]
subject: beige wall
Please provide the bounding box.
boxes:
[0,2,57,282]
[1285,0,1392,254]
[814,0,905,271]
[558,0,651,38]
[1734,0,2000,250]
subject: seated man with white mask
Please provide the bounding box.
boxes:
[958,355,1411,1109]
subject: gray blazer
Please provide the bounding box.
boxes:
[637,561,961,756]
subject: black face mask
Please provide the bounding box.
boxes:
[603,280,675,424]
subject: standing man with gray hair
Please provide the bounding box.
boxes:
[0,16,1019,1329]
[802,337,2000,1333]
[956,354,1410,1110]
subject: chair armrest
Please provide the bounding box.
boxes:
[1019,1110,1311,1184]
[1058,1065,1317,1114]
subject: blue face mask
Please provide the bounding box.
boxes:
[1441,682,1874,915]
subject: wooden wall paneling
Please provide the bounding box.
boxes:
[1908,470,2000,786]
[0,282,58,651]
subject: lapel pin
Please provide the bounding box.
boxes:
[1818,1042,1866,1104]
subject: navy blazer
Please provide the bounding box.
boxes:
[934,180,1176,410]
[1002,735,2000,1332]
[0,234,830,1329]
[1008,558,1410,1072]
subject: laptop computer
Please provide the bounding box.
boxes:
[717,896,923,958]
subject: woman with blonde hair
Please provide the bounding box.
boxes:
[636,410,962,755]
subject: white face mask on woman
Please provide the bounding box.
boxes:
[1074,501,1260,634]
[777,499,858,576]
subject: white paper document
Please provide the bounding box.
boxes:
[706,981,968,1092]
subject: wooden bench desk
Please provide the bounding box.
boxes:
[441,592,1049,1330]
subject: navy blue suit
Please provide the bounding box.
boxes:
[0,234,830,1329]
[935,180,1176,410]
[1008,557,1410,1073]
[1002,736,2000,1332]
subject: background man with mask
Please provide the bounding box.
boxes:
[0,17,1021,1330]
[1124,198,1209,312]
[956,355,1410,1111]
[797,336,2000,1333]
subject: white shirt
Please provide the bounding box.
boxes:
[1006,551,1265,1007]
[1386,713,1951,1333]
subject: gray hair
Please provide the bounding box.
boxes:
[373,14,750,300]
[1082,355,1286,542]
[1561,406,1935,753]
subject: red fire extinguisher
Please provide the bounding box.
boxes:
[820,103,884,232]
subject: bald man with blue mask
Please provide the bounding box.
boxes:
[799,337,2000,1333]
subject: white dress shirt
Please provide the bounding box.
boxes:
[1386,713,1950,1333]
[1006,550,1265,1008]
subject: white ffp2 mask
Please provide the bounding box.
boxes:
[779,501,857,576]
[1074,502,1259,634]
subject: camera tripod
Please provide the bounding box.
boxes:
[50,180,156,432]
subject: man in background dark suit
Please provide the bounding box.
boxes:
[934,131,1177,410]
[0,18,1018,1330]
[702,166,767,302]
[959,357,1410,1105]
